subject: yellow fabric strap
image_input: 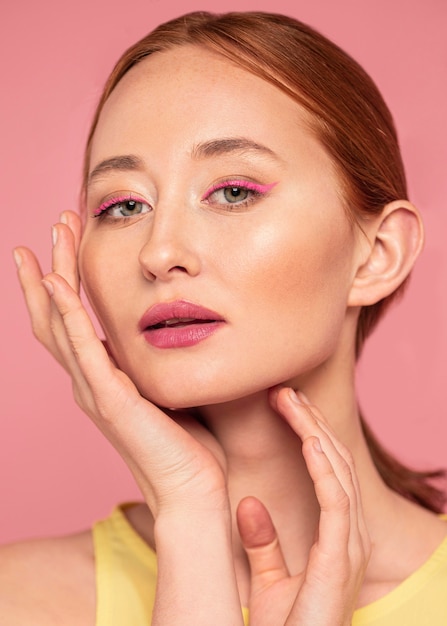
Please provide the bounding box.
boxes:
[93,505,158,625]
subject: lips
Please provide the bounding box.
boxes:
[151,316,208,329]
[139,300,225,348]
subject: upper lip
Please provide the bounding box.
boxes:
[139,299,225,331]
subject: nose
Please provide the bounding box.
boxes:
[138,204,201,282]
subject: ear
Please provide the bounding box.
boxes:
[348,200,424,307]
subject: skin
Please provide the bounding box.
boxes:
[3,45,446,625]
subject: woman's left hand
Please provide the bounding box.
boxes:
[237,387,371,626]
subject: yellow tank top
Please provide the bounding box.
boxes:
[93,505,447,626]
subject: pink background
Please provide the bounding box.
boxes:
[1,0,446,543]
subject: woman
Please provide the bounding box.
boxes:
[3,11,446,625]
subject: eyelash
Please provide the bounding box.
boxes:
[91,180,277,220]
[92,194,151,220]
[201,180,277,209]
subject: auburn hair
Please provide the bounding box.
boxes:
[81,11,445,511]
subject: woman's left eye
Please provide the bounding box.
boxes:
[202,180,276,209]
[93,196,151,219]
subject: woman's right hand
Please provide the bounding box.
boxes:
[14,210,228,518]
[14,211,247,624]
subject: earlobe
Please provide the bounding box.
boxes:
[348,200,424,307]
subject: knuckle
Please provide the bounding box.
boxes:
[341,445,355,468]
[92,386,129,425]
[340,458,354,483]
[350,546,369,575]
[68,337,83,360]
[72,386,87,411]
[48,318,59,336]
[31,319,49,343]
[73,385,98,420]
[333,488,351,513]
[320,478,351,514]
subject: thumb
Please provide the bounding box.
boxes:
[237,496,289,595]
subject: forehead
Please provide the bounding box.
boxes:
[89,45,321,167]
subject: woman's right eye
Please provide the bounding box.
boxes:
[93,195,152,219]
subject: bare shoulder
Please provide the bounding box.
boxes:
[0,530,96,626]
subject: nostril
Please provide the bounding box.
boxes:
[138,234,201,280]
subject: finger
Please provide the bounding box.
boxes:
[270,387,336,447]
[38,272,163,510]
[41,273,113,394]
[60,210,83,251]
[301,435,351,555]
[311,413,369,550]
[14,246,65,363]
[237,496,289,596]
[280,390,369,552]
[48,211,87,373]
[41,271,168,439]
[299,401,369,547]
[41,272,146,450]
[286,437,365,626]
[272,388,358,505]
[52,218,80,292]
[272,389,369,569]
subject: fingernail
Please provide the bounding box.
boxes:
[41,279,54,296]
[52,226,58,246]
[288,388,303,404]
[60,212,68,224]
[13,249,22,269]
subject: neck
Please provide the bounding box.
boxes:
[198,371,414,592]
[201,391,319,575]
[199,359,368,571]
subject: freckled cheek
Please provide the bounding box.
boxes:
[78,237,134,337]
[233,224,353,328]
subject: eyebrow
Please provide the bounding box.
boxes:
[88,155,145,185]
[88,138,281,186]
[191,137,280,161]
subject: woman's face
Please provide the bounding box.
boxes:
[79,45,360,408]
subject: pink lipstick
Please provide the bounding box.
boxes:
[139,300,225,349]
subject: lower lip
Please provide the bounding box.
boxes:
[142,321,224,349]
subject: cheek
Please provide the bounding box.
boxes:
[78,234,133,337]
[231,214,356,360]
[232,212,355,307]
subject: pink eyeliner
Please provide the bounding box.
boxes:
[202,180,278,199]
[93,194,142,217]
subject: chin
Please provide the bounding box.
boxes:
[133,378,213,411]
[133,372,267,412]
[138,387,229,412]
